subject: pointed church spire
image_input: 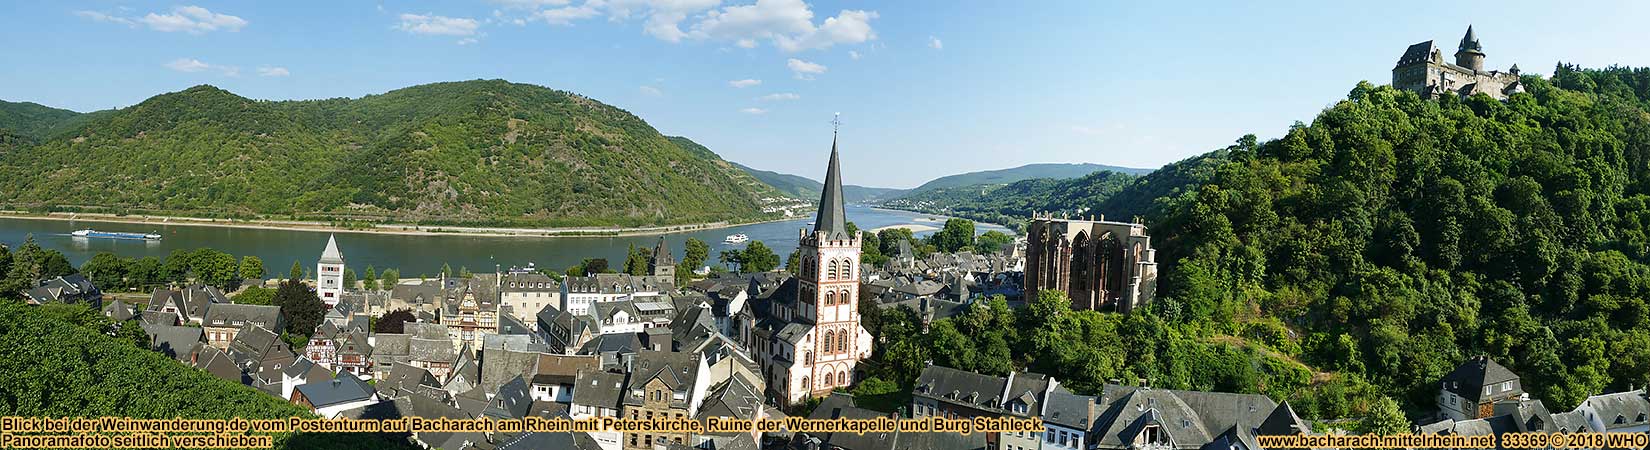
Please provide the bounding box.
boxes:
[320,234,345,264]
[813,118,849,241]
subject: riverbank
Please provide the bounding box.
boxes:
[0,210,800,239]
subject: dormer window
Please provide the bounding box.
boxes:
[1500,381,1512,392]
[1616,415,1628,425]
[1638,413,1647,423]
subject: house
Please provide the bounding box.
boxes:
[1086,384,1299,450]
[279,358,336,401]
[440,276,500,348]
[530,353,601,403]
[101,299,137,322]
[406,322,459,380]
[1575,389,1650,433]
[146,285,226,325]
[140,322,203,362]
[692,372,767,450]
[334,330,373,378]
[561,273,672,316]
[190,344,244,383]
[368,333,411,380]
[306,321,342,368]
[1439,356,1524,421]
[293,371,379,419]
[226,324,297,380]
[910,364,1057,450]
[484,375,534,420]
[500,272,561,331]
[538,305,594,354]
[22,274,102,308]
[620,350,710,450]
[201,303,283,350]
[571,369,628,418]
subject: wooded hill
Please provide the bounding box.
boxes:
[0,80,786,228]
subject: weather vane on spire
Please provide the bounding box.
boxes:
[832,112,841,134]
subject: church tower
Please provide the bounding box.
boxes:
[1455,25,1485,72]
[792,122,870,399]
[648,236,675,278]
[316,234,345,306]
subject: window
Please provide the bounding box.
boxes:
[1484,386,1492,396]
[824,291,834,306]
[1501,381,1512,392]
[1048,432,1057,444]
[838,371,846,385]
[823,332,833,354]
[827,260,838,280]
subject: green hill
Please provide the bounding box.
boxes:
[1014,65,1650,416]
[906,162,1152,193]
[0,100,82,140]
[733,162,907,203]
[0,81,783,228]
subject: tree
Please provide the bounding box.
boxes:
[718,249,742,271]
[1357,397,1410,435]
[457,266,472,278]
[440,263,452,278]
[363,265,379,291]
[582,258,610,274]
[381,268,400,287]
[289,260,304,281]
[127,257,163,289]
[272,279,324,337]
[375,308,416,334]
[238,256,265,282]
[683,235,709,271]
[624,243,649,276]
[565,264,586,278]
[232,286,275,306]
[343,268,357,290]
[785,249,801,275]
[189,249,239,290]
[682,238,710,271]
[80,252,130,292]
[743,241,781,272]
[975,230,1014,254]
[928,218,976,253]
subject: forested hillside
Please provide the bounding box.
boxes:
[906,162,1152,193]
[0,100,81,139]
[0,81,782,227]
[859,65,1650,427]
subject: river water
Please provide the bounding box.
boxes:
[0,206,1008,276]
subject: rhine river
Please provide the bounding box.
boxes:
[0,206,1009,277]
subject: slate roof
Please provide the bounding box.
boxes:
[142,323,203,362]
[202,303,282,330]
[1442,356,1521,403]
[23,274,101,305]
[812,135,850,241]
[484,375,534,419]
[298,371,374,408]
[284,358,336,385]
[319,234,344,264]
[1090,385,1278,449]
[624,350,701,408]
[1581,389,1650,430]
[571,369,627,410]
[913,364,1007,411]
[1396,40,1437,68]
[480,347,542,395]
[102,299,136,321]
[193,344,244,383]
[806,392,895,450]
[406,322,457,363]
[1043,390,1100,430]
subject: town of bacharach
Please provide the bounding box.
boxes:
[4,2,1650,450]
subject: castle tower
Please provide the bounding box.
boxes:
[316,234,345,306]
[1455,25,1485,72]
[648,236,675,278]
[791,125,870,401]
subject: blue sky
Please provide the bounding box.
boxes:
[2,1,1647,188]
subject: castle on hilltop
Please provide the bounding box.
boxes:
[1393,26,1524,100]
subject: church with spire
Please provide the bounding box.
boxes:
[1393,25,1524,100]
[316,234,346,306]
[752,125,874,407]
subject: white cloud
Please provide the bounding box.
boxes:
[514,0,877,52]
[397,13,480,36]
[848,50,860,60]
[257,67,291,77]
[164,58,239,76]
[728,79,762,88]
[457,37,481,45]
[928,35,943,49]
[78,6,246,34]
[74,10,134,26]
[539,4,600,25]
[164,58,212,72]
[740,107,768,115]
[639,86,663,96]
[759,93,800,101]
[141,6,248,33]
[787,58,826,80]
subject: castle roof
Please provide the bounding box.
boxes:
[1396,40,1436,68]
[1458,25,1483,53]
[652,236,674,266]
[813,133,850,241]
[320,234,345,264]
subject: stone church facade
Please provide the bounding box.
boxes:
[1393,26,1524,100]
[1025,215,1157,313]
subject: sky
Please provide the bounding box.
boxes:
[2,1,1648,189]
